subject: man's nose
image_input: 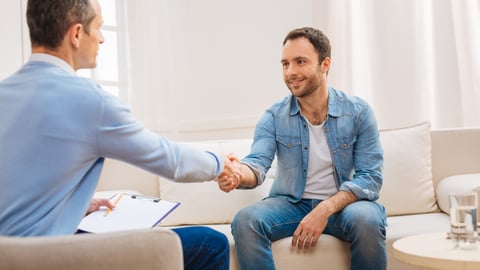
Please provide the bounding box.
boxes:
[285,64,297,76]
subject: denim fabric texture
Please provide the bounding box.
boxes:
[234,87,387,270]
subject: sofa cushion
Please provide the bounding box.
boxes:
[377,122,438,216]
[158,139,273,226]
[198,224,350,270]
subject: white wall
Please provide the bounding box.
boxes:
[0,1,24,80]
[126,0,313,141]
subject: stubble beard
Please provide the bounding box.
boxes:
[286,76,318,98]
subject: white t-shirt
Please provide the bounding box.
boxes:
[302,118,337,200]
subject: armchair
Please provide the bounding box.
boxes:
[0,228,183,270]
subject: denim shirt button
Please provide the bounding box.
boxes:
[333,150,337,154]
[287,143,291,147]
[343,143,348,148]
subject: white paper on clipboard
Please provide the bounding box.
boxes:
[78,193,180,233]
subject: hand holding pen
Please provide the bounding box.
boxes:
[85,198,115,216]
[84,193,123,216]
[104,192,124,216]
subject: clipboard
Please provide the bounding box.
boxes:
[78,193,180,233]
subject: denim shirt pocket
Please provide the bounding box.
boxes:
[334,136,356,174]
[276,135,302,169]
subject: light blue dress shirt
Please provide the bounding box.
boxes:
[0,54,223,236]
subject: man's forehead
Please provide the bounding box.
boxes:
[91,0,103,22]
[282,39,317,61]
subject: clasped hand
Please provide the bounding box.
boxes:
[216,154,242,193]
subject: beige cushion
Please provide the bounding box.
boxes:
[200,224,350,270]
[377,122,438,216]
[158,139,273,226]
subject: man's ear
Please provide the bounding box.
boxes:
[69,23,83,49]
[320,57,331,74]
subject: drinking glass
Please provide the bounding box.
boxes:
[475,187,480,233]
[449,192,478,249]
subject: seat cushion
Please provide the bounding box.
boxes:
[200,224,350,270]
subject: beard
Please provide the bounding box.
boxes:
[285,75,321,98]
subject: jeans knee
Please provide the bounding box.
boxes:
[361,215,385,236]
[231,207,265,238]
[232,208,251,235]
[345,202,386,240]
[201,226,229,249]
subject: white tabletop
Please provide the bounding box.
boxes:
[393,232,480,270]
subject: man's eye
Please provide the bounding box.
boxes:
[282,63,289,69]
[297,60,305,65]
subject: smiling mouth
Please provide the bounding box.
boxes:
[289,79,304,87]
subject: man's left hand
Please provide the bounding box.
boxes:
[86,198,114,216]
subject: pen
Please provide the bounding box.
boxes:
[104,192,124,217]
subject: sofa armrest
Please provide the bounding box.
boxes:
[435,173,480,214]
[0,228,183,270]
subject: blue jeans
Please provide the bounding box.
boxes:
[172,226,229,270]
[231,197,387,270]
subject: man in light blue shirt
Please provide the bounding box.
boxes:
[222,27,387,270]
[0,1,237,269]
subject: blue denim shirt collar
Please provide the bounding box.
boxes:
[289,87,343,118]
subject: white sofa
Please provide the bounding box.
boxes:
[94,122,480,270]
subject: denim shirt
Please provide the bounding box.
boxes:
[242,87,384,202]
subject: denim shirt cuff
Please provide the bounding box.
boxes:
[339,182,379,201]
[237,162,264,189]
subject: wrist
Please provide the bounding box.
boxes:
[238,164,257,188]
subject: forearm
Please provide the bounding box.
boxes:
[315,191,357,216]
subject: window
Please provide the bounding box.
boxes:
[77,0,127,99]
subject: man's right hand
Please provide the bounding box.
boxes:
[216,154,242,192]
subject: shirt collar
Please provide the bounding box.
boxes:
[289,87,340,118]
[29,53,76,75]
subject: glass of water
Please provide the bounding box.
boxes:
[449,192,478,249]
[475,187,480,233]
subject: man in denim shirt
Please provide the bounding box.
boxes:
[222,27,387,270]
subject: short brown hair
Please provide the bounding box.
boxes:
[283,27,331,64]
[27,0,96,50]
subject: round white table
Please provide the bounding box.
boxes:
[393,232,480,270]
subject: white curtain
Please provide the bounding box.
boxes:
[125,0,479,139]
[314,0,480,129]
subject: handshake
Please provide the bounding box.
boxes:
[217,154,243,193]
